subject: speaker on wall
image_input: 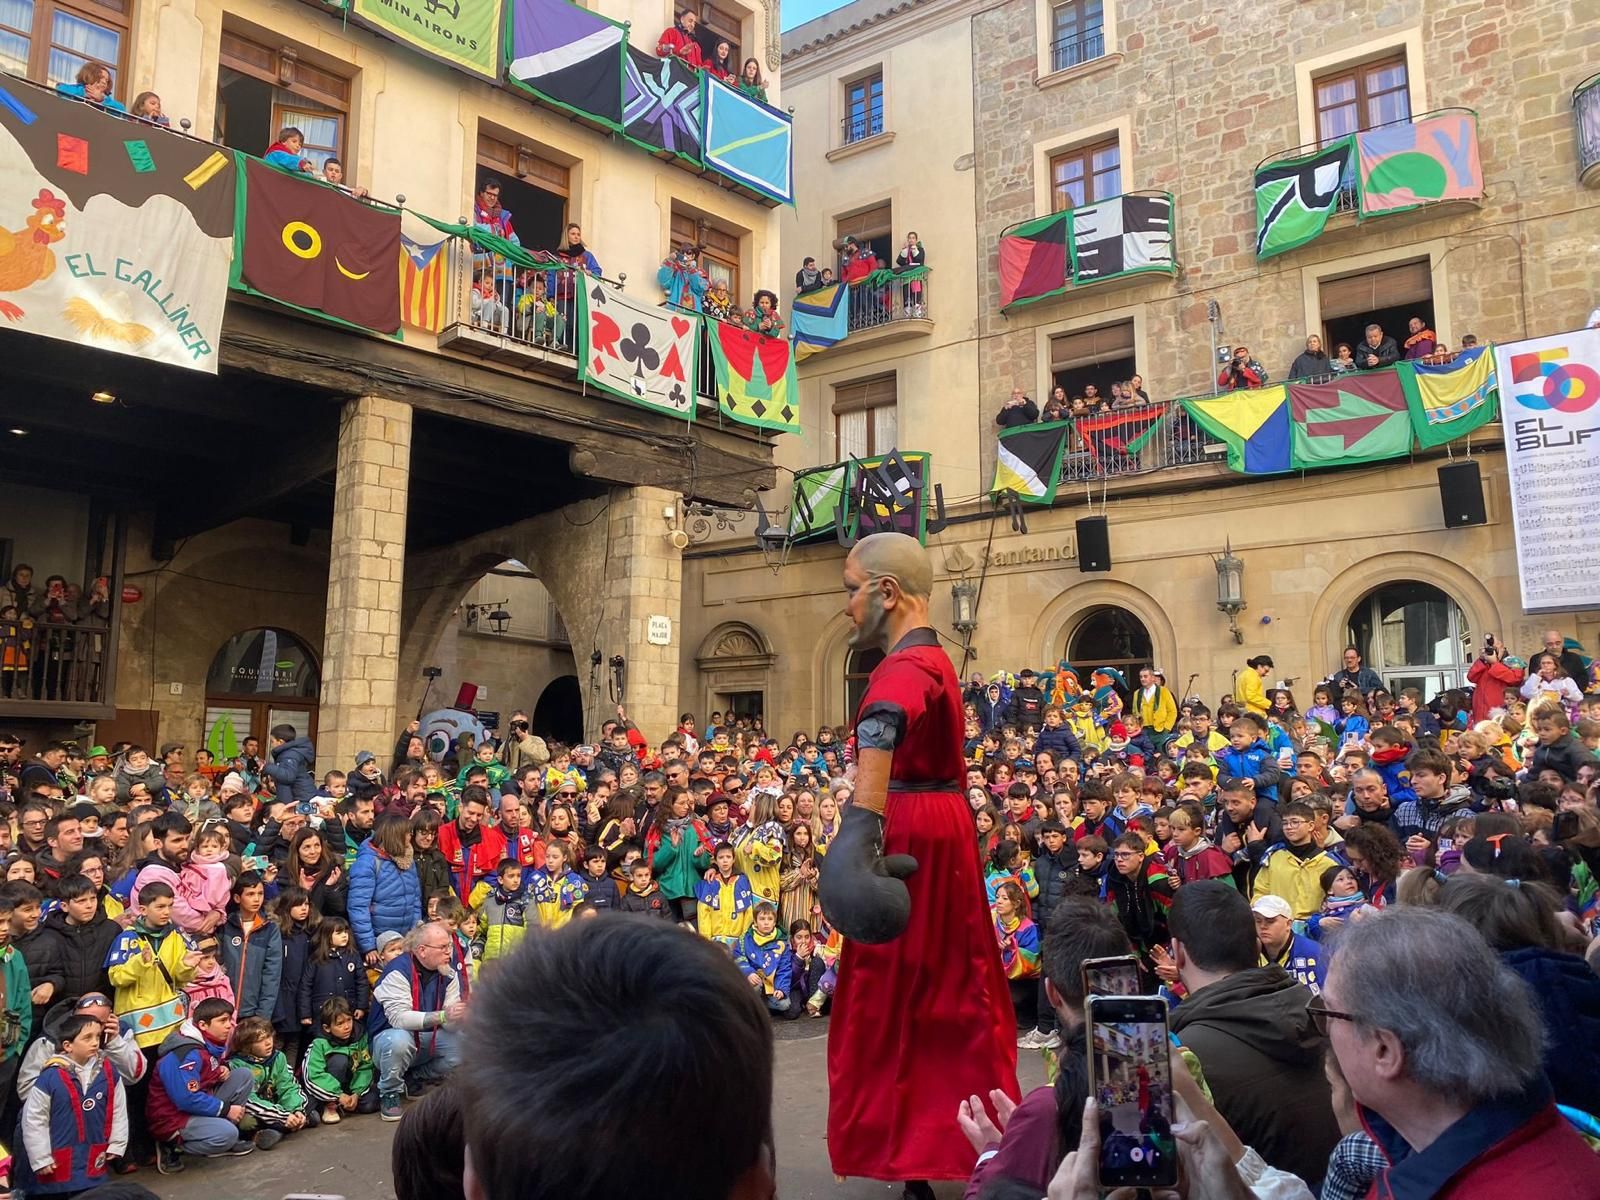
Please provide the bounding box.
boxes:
[1438,461,1487,528]
[1077,516,1111,572]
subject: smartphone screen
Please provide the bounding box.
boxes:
[1087,995,1178,1190]
[1081,954,1141,997]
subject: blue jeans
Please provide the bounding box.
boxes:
[373,1027,458,1097]
[765,994,792,1014]
[180,1067,256,1155]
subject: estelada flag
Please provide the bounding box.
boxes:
[239,158,401,333]
[998,212,1068,310]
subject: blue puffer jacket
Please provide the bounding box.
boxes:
[1213,740,1285,802]
[1502,946,1600,1117]
[347,842,422,955]
[264,737,317,808]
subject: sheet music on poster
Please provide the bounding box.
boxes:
[1494,327,1600,612]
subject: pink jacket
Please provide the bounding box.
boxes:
[182,964,236,1011]
[130,859,232,934]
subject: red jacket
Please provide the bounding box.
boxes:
[500,824,546,870]
[436,821,507,902]
[147,1024,231,1142]
[1466,656,1526,724]
[655,26,703,69]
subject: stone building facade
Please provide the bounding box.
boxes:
[673,0,1600,736]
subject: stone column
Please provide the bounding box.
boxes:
[595,486,683,743]
[318,395,411,773]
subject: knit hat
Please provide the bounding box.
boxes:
[355,750,376,767]
[218,772,249,798]
[376,930,405,952]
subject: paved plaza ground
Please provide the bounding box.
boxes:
[149,1017,1047,1200]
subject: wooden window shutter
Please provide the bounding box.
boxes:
[833,374,897,413]
[836,203,892,243]
[1049,321,1135,371]
[1319,260,1431,320]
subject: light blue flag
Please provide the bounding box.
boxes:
[701,76,793,204]
[791,282,849,361]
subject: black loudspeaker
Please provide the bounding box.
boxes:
[1077,516,1111,572]
[1438,461,1487,528]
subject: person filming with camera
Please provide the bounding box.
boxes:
[498,711,549,775]
[1467,634,1526,725]
[1217,345,1266,391]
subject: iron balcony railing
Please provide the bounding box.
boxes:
[0,623,113,706]
[1049,24,1105,73]
[1575,73,1600,185]
[841,102,884,145]
[840,269,931,332]
[1049,403,1227,485]
[1254,106,1481,218]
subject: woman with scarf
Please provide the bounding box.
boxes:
[644,790,712,924]
[1106,833,1172,986]
[286,827,347,919]
[549,223,602,349]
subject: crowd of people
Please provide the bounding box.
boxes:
[1,617,1598,1194]
[795,231,930,326]
[2,564,112,703]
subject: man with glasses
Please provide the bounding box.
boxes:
[17,803,51,857]
[1316,907,1600,1198]
[1168,881,1339,1188]
[1249,800,1341,920]
[370,921,464,1122]
[1330,646,1382,698]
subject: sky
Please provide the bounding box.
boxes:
[781,0,850,31]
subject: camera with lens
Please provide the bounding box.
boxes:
[511,719,530,733]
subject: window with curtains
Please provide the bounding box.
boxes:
[670,209,743,304]
[833,375,898,460]
[0,0,130,91]
[1314,54,1410,143]
[1049,138,1120,211]
[1049,0,1104,72]
[215,30,351,172]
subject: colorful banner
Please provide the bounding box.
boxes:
[708,320,799,432]
[1254,140,1350,259]
[349,0,501,78]
[398,212,449,333]
[505,0,625,127]
[1289,371,1414,467]
[701,76,793,205]
[850,450,931,542]
[1357,111,1483,216]
[788,461,851,541]
[998,211,1068,310]
[237,158,401,333]
[1181,386,1292,474]
[1495,330,1600,611]
[622,45,702,161]
[1073,407,1168,470]
[576,280,697,419]
[1406,345,1499,448]
[790,282,849,361]
[992,422,1068,504]
[0,80,234,372]
[1070,194,1175,282]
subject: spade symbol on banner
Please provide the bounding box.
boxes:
[590,284,608,305]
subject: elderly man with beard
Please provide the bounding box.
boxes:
[820,532,1018,1199]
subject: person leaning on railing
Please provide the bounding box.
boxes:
[57,61,126,112]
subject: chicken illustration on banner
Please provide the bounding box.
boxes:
[238,157,402,333]
[0,79,234,371]
[577,281,697,419]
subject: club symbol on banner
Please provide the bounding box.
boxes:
[621,324,659,371]
[669,383,688,408]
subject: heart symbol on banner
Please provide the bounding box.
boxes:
[671,316,691,337]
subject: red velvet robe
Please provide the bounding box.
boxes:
[826,628,1020,1180]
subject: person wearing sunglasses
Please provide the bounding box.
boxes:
[1315,906,1599,1199]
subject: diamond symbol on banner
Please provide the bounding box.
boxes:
[751,399,767,418]
[780,406,794,424]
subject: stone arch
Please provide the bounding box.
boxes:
[696,620,775,662]
[696,619,778,722]
[1028,578,1179,680]
[811,610,857,729]
[1306,550,1501,679]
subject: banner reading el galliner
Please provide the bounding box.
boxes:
[0,78,234,372]
[237,158,401,334]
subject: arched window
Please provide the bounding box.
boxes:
[1066,607,1152,700]
[1346,582,1471,698]
[844,647,884,724]
[204,628,321,763]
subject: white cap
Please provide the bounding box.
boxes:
[1251,895,1293,920]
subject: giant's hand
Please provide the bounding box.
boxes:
[819,804,918,944]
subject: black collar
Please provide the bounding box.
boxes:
[888,627,940,654]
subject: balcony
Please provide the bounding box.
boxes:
[1253,108,1483,257]
[840,103,885,147]
[1050,25,1105,74]
[1576,73,1600,186]
[435,238,587,376]
[1054,404,1227,486]
[0,624,114,711]
[998,191,1177,313]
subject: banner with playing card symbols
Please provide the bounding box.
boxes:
[577,280,698,420]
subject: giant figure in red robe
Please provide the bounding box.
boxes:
[821,532,1019,1195]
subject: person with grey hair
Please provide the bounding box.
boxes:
[369,920,463,1122]
[1316,906,1600,1197]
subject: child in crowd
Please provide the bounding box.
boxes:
[1337,690,1371,745]
[182,935,235,1012]
[268,885,314,1066]
[993,880,1041,1034]
[528,842,588,932]
[733,902,792,1016]
[617,859,672,919]
[433,894,477,995]
[299,916,369,1039]
[697,843,756,945]
[227,1017,309,1145]
[107,881,198,1050]
[578,845,618,912]
[470,858,532,963]
[180,774,223,825]
[783,918,828,1020]
[984,839,1038,912]
[222,870,282,1024]
[302,997,379,1122]
[18,1011,127,1193]
[1305,865,1374,941]
[778,822,819,931]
